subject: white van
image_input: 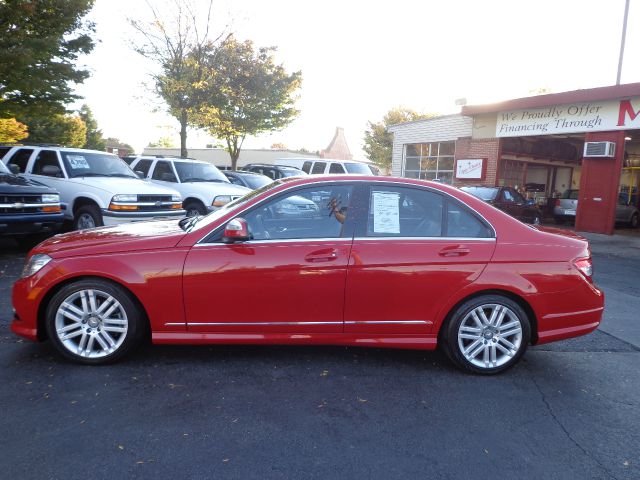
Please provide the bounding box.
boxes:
[276,157,375,175]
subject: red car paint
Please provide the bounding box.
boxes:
[11,176,604,352]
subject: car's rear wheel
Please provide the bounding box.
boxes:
[442,295,531,374]
[45,279,143,365]
[74,205,103,230]
[630,212,639,229]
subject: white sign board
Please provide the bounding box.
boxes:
[496,96,640,137]
[456,158,484,179]
[372,192,400,234]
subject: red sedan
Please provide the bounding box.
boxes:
[11,176,604,374]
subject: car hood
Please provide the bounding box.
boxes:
[67,176,180,196]
[0,173,57,193]
[34,219,187,258]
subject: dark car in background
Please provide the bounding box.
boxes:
[244,164,307,180]
[0,150,64,242]
[460,186,542,225]
[223,170,273,189]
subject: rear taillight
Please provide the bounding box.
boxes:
[574,257,593,282]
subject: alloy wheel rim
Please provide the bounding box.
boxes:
[54,289,128,358]
[77,213,96,229]
[457,303,523,369]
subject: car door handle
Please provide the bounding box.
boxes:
[305,250,338,262]
[438,247,471,257]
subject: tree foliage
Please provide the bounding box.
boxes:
[0,118,29,143]
[104,137,134,154]
[191,37,302,170]
[147,136,176,148]
[23,115,87,147]
[78,104,105,150]
[130,0,223,158]
[363,107,438,171]
[0,0,95,118]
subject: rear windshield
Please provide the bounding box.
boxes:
[344,162,371,174]
[562,190,579,200]
[460,187,498,201]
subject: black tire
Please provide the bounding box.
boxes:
[73,205,103,230]
[45,279,144,365]
[630,213,639,229]
[440,294,531,375]
[184,201,207,217]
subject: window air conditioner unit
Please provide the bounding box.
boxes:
[583,141,616,158]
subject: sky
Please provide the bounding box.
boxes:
[73,0,640,159]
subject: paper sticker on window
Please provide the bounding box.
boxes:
[67,155,89,169]
[372,191,400,234]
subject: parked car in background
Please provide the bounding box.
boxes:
[128,156,251,217]
[244,163,307,180]
[554,189,639,228]
[223,170,273,189]
[2,146,185,230]
[0,156,64,243]
[12,175,603,375]
[460,186,542,225]
[277,157,374,175]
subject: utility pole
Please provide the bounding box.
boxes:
[617,0,630,85]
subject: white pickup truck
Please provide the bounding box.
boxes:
[2,146,186,229]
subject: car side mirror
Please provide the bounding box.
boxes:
[42,164,62,177]
[8,164,20,175]
[222,218,251,243]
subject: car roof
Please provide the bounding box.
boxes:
[224,170,264,176]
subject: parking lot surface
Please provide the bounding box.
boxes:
[0,237,638,479]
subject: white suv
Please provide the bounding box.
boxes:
[127,156,250,216]
[2,146,185,230]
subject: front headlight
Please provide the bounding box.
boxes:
[21,254,52,278]
[41,194,59,203]
[212,195,232,207]
[112,194,138,202]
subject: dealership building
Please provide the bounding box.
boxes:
[389,83,640,234]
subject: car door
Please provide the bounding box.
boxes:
[344,183,496,335]
[182,183,356,334]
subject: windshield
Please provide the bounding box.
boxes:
[461,187,498,201]
[186,180,284,232]
[241,174,272,189]
[174,161,228,183]
[61,151,137,178]
[344,162,371,174]
[280,168,307,177]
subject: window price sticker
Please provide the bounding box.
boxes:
[372,191,400,234]
[67,155,90,169]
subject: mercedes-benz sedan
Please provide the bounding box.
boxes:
[12,176,604,374]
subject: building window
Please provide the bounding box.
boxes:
[403,142,455,184]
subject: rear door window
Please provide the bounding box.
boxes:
[329,163,346,174]
[133,159,153,177]
[311,162,326,174]
[302,161,313,173]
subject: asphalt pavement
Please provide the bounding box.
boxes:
[0,235,638,480]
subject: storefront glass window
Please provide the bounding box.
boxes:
[403,142,455,184]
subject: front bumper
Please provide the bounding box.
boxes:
[0,213,64,235]
[101,209,186,226]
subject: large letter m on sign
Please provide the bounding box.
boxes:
[618,100,640,126]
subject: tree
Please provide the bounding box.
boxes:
[0,118,29,143]
[23,114,87,147]
[191,37,302,170]
[130,0,225,158]
[147,136,176,148]
[78,104,106,150]
[104,137,134,155]
[363,107,437,171]
[0,0,95,119]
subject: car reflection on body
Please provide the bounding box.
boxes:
[12,175,604,374]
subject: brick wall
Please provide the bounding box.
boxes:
[453,138,501,186]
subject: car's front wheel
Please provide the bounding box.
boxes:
[442,295,531,374]
[45,279,143,365]
[73,205,103,230]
